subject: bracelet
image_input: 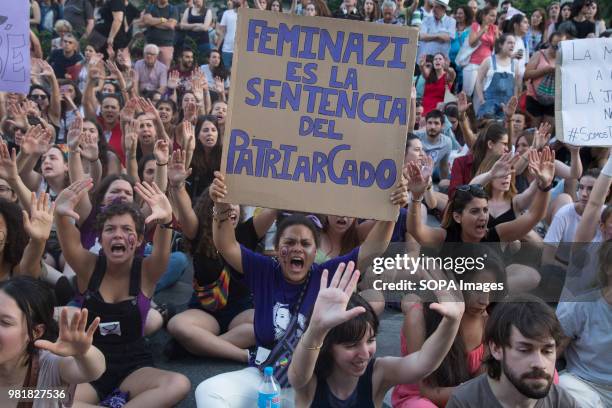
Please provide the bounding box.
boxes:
[301,341,323,351]
[159,220,173,229]
[538,183,553,192]
[411,196,424,203]
[156,161,168,166]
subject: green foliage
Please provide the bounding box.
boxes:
[39,31,52,60]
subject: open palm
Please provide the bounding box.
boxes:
[134,182,172,224]
[55,179,93,220]
[168,150,192,186]
[309,262,365,333]
[35,308,99,357]
[23,192,55,241]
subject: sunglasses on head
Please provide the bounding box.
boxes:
[456,184,485,194]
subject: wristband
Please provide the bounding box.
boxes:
[159,220,174,229]
[301,341,323,351]
[156,161,168,166]
[538,183,553,192]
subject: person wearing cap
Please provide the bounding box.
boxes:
[417,0,456,61]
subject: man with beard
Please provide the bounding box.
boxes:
[447,294,578,408]
[414,109,453,180]
[169,48,198,93]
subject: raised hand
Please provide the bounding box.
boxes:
[24,100,41,117]
[490,152,520,179]
[502,95,518,119]
[23,192,55,242]
[528,146,556,188]
[35,308,100,357]
[6,103,29,129]
[214,76,225,94]
[168,149,192,186]
[181,120,195,156]
[54,179,94,220]
[210,171,228,203]
[20,125,51,156]
[167,70,180,90]
[134,182,172,224]
[420,155,434,181]
[457,91,471,116]
[405,161,429,195]
[153,139,169,165]
[533,122,552,149]
[184,101,197,123]
[67,116,84,152]
[309,262,364,334]
[80,131,99,162]
[124,120,138,156]
[417,265,464,321]
[0,142,19,181]
[120,98,138,123]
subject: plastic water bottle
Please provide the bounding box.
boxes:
[257,366,281,408]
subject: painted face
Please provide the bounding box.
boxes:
[211,102,227,125]
[488,134,509,156]
[576,176,595,207]
[103,180,134,205]
[425,117,442,138]
[100,214,141,263]
[277,225,317,283]
[494,327,556,399]
[157,103,173,123]
[0,180,16,203]
[0,290,31,367]
[326,215,355,235]
[142,160,156,184]
[404,138,426,164]
[137,116,156,147]
[331,325,377,377]
[463,269,496,316]
[101,97,120,124]
[41,147,67,180]
[453,197,489,242]
[198,120,219,149]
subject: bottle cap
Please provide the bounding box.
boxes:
[264,366,273,376]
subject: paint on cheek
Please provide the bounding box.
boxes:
[280,246,289,259]
[128,234,137,251]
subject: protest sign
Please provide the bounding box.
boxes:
[220,9,418,221]
[0,2,30,94]
[556,38,612,146]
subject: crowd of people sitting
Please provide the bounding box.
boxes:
[1,0,611,406]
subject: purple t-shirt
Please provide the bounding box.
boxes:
[241,246,359,349]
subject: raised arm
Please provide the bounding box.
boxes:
[153,139,169,193]
[497,147,556,242]
[17,125,51,191]
[574,154,612,242]
[456,92,475,148]
[0,142,33,212]
[38,60,61,126]
[55,179,97,288]
[139,182,174,296]
[167,150,197,239]
[474,58,490,103]
[289,262,364,392]
[210,171,244,273]
[16,192,55,278]
[554,144,582,180]
[406,162,447,244]
[357,178,408,273]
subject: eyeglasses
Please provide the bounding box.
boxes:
[30,94,48,100]
[456,184,486,194]
[0,186,13,194]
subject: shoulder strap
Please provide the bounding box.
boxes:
[128,257,143,297]
[540,50,550,64]
[491,54,497,71]
[17,352,40,408]
[88,255,107,292]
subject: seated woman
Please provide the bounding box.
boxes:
[392,250,505,407]
[0,277,105,408]
[289,261,464,407]
[406,147,556,245]
[194,171,407,407]
[166,150,276,362]
[55,180,190,407]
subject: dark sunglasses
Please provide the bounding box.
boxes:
[456,184,485,194]
[30,94,48,100]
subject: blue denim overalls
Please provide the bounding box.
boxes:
[477,54,515,119]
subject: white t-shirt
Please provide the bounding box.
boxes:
[545,203,603,263]
[220,9,238,53]
[34,350,76,408]
[514,36,528,78]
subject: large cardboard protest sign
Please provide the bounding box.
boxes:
[220,9,418,221]
[0,2,30,94]
[556,38,612,146]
